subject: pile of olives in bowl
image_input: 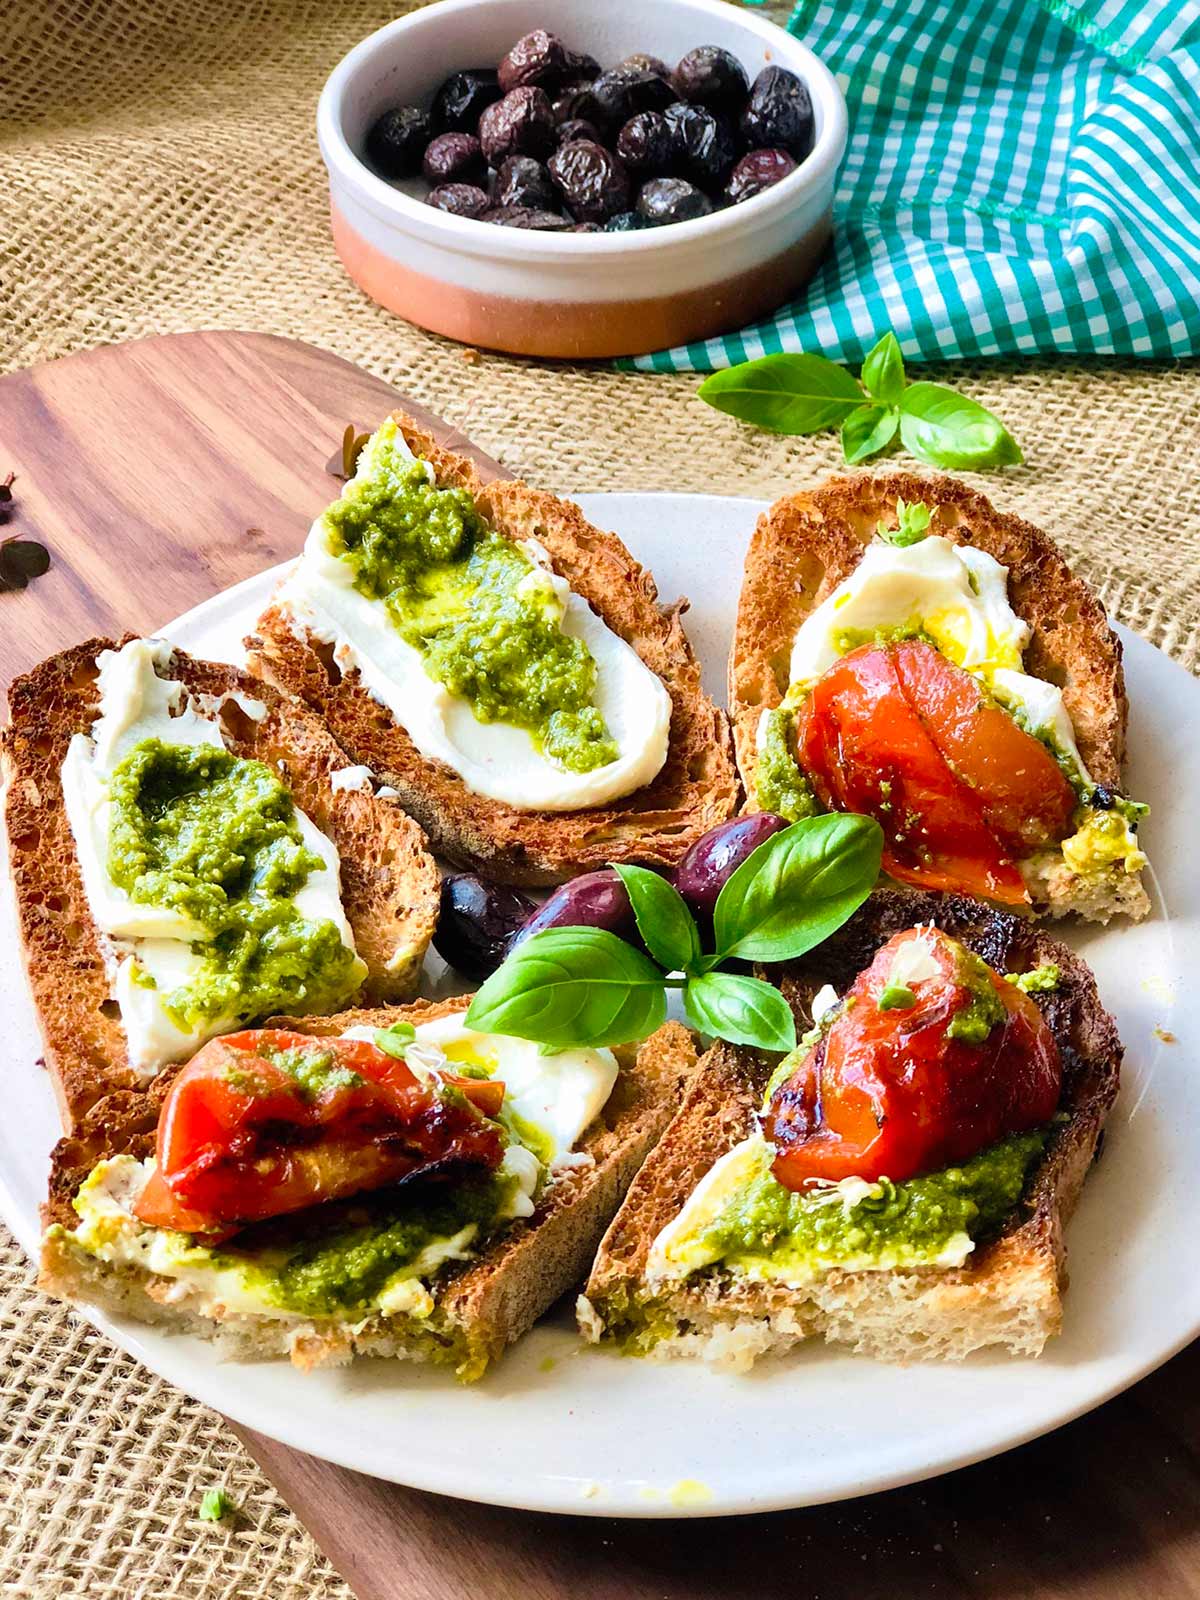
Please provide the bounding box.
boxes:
[363,30,815,232]
[433,812,790,982]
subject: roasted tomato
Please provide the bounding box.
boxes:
[133,1030,506,1235]
[763,928,1061,1190]
[794,641,1076,904]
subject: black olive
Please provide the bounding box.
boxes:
[556,117,603,147]
[548,138,633,223]
[492,155,557,211]
[433,874,536,982]
[615,111,681,178]
[478,87,557,164]
[481,204,574,230]
[422,132,487,188]
[498,30,575,94]
[1090,785,1117,811]
[431,68,502,134]
[603,210,651,232]
[740,66,814,159]
[588,66,679,130]
[619,51,673,79]
[637,176,714,225]
[725,147,798,203]
[672,46,750,117]
[365,105,432,179]
[663,102,737,188]
[425,183,491,218]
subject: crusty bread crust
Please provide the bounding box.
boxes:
[245,414,739,886]
[3,637,440,1129]
[39,997,699,1378]
[581,887,1121,1367]
[730,473,1128,796]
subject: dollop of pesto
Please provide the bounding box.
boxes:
[755,706,820,822]
[1009,964,1061,995]
[324,426,618,774]
[945,943,1008,1043]
[687,1130,1046,1281]
[107,738,362,1027]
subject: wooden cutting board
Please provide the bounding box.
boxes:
[2,331,1197,1600]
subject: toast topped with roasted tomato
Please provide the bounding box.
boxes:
[730,476,1149,922]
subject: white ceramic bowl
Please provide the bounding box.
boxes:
[317,0,847,359]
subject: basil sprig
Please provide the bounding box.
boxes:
[465,815,882,1055]
[697,331,1022,472]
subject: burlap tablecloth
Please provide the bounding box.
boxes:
[2,3,1198,1595]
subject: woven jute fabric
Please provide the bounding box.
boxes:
[1,2,1198,1597]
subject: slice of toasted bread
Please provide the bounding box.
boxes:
[729,473,1148,921]
[245,413,739,886]
[579,887,1121,1368]
[39,998,699,1379]
[3,637,440,1129]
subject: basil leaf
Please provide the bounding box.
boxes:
[712,814,883,964]
[465,928,666,1048]
[860,332,906,407]
[841,403,899,465]
[611,863,700,974]
[898,383,1023,469]
[684,971,797,1053]
[698,354,864,436]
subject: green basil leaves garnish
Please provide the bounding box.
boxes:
[698,332,1021,472]
[465,815,884,1056]
[465,927,667,1049]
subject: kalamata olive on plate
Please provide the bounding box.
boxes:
[365,105,432,178]
[493,154,558,211]
[637,176,713,225]
[603,209,650,232]
[431,68,502,133]
[672,46,750,117]
[481,204,574,230]
[511,869,638,950]
[725,147,798,203]
[673,813,791,927]
[548,139,632,223]
[425,182,491,218]
[663,103,736,188]
[588,66,679,130]
[616,111,681,178]
[433,874,537,982]
[479,86,557,164]
[556,116,603,147]
[740,66,814,159]
[422,132,487,188]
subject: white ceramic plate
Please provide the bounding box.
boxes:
[2,494,1196,1518]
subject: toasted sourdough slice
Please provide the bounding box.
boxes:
[3,637,440,1129]
[730,473,1148,922]
[245,412,738,886]
[580,887,1121,1368]
[40,998,699,1379]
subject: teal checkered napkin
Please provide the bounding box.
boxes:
[628,0,1200,371]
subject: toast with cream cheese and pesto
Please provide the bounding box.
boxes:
[580,888,1120,1368]
[40,998,698,1378]
[730,475,1149,922]
[246,414,738,887]
[3,636,439,1128]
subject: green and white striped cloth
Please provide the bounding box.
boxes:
[627,0,1200,372]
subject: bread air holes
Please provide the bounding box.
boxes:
[99,999,121,1021]
[10,827,40,854]
[313,639,342,686]
[218,698,261,747]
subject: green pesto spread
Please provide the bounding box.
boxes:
[945,943,1007,1043]
[254,1043,364,1098]
[755,706,820,822]
[108,738,362,1027]
[831,620,933,656]
[324,421,617,774]
[681,1130,1046,1282]
[1010,963,1060,995]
